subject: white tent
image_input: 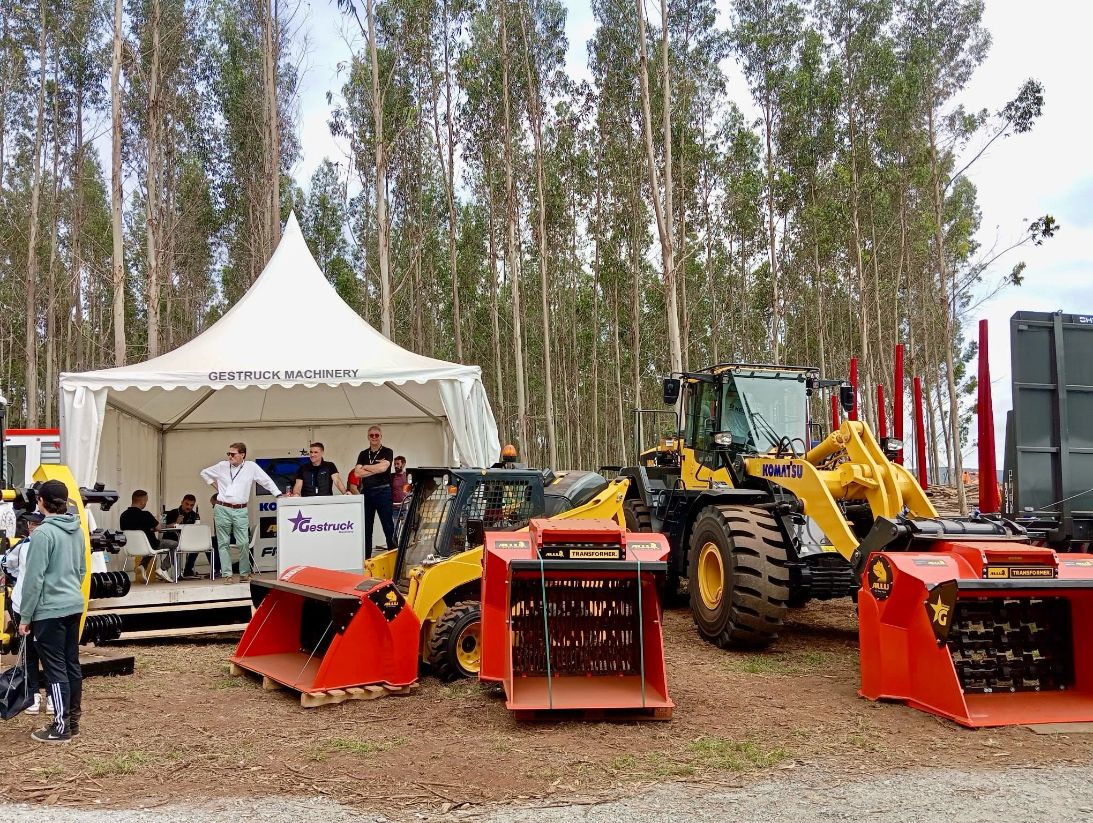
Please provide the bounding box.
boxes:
[59,213,499,520]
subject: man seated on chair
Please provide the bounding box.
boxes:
[164,494,204,580]
[119,490,177,583]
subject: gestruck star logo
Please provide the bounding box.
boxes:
[288,510,312,532]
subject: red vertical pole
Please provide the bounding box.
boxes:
[977,319,1000,512]
[913,375,928,489]
[830,394,839,432]
[893,344,905,464]
[849,357,859,421]
[876,384,887,439]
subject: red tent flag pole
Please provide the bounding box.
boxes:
[977,319,1001,512]
[876,384,887,440]
[913,375,928,489]
[894,344,905,464]
[849,357,859,421]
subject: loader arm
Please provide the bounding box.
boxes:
[744,420,938,563]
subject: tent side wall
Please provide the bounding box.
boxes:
[94,406,162,528]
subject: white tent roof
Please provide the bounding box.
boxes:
[59,213,499,488]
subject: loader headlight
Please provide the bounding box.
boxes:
[712,432,734,448]
[882,437,903,454]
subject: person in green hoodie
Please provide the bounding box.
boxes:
[18,479,86,744]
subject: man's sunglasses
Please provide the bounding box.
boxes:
[227,452,240,457]
[368,434,381,438]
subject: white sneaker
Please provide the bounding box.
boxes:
[25,693,41,715]
[155,568,173,583]
[46,695,54,715]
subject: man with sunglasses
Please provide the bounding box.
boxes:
[351,426,395,558]
[200,443,283,583]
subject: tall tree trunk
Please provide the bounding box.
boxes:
[145,0,162,357]
[263,0,281,249]
[432,0,462,360]
[24,5,47,426]
[366,0,392,337]
[762,92,780,363]
[485,157,504,423]
[518,1,556,468]
[110,0,125,362]
[635,0,682,375]
[45,55,62,426]
[928,103,966,510]
[500,3,527,453]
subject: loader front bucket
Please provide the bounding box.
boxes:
[230,566,421,695]
[859,543,1093,727]
[481,519,673,718]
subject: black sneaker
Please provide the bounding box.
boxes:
[31,723,71,744]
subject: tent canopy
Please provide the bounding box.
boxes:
[59,213,499,499]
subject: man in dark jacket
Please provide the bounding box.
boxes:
[19,479,86,743]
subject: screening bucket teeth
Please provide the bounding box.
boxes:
[229,566,420,700]
[859,543,1093,727]
[481,519,673,718]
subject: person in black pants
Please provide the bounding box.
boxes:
[18,479,87,743]
[353,426,395,558]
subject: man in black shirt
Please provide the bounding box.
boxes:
[352,425,395,558]
[163,494,208,579]
[119,489,176,583]
[292,443,347,498]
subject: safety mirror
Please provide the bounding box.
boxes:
[662,377,681,406]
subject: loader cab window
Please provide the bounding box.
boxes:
[731,375,809,454]
[4,445,26,490]
[685,380,719,465]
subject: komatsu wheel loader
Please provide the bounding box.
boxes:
[621,364,1093,727]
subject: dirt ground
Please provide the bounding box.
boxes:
[3,600,1092,818]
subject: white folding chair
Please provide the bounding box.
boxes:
[121,530,170,585]
[175,524,214,582]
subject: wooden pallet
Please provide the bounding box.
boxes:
[229,662,417,707]
[509,705,673,722]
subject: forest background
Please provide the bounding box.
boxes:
[0,0,1088,514]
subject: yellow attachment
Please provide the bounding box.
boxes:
[697,542,725,609]
[745,420,938,563]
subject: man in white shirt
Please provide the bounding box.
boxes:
[200,442,282,583]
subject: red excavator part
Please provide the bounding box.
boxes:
[859,543,1093,727]
[230,566,421,694]
[481,519,673,718]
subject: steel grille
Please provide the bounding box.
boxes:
[950,597,1074,694]
[508,577,642,676]
[397,476,449,588]
[451,479,538,555]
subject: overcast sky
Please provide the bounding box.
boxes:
[290,1,1093,466]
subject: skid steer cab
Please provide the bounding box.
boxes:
[231,465,633,699]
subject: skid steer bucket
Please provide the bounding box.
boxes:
[481,519,673,718]
[230,566,421,695]
[859,542,1093,727]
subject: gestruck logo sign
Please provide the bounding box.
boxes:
[287,509,355,534]
[207,368,361,383]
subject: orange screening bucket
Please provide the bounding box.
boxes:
[859,543,1093,727]
[480,519,673,718]
[230,566,420,695]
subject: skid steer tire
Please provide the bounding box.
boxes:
[688,505,790,648]
[624,499,683,604]
[429,601,482,681]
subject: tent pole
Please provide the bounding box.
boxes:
[158,429,166,513]
[385,383,451,464]
[164,387,218,432]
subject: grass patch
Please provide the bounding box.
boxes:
[724,649,843,676]
[689,736,788,771]
[309,735,405,761]
[88,752,149,777]
[212,676,245,689]
[441,681,478,699]
[608,737,786,781]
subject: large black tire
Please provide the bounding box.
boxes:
[624,499,683,603]
[428,600,482,680]
[687,505,790,648]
